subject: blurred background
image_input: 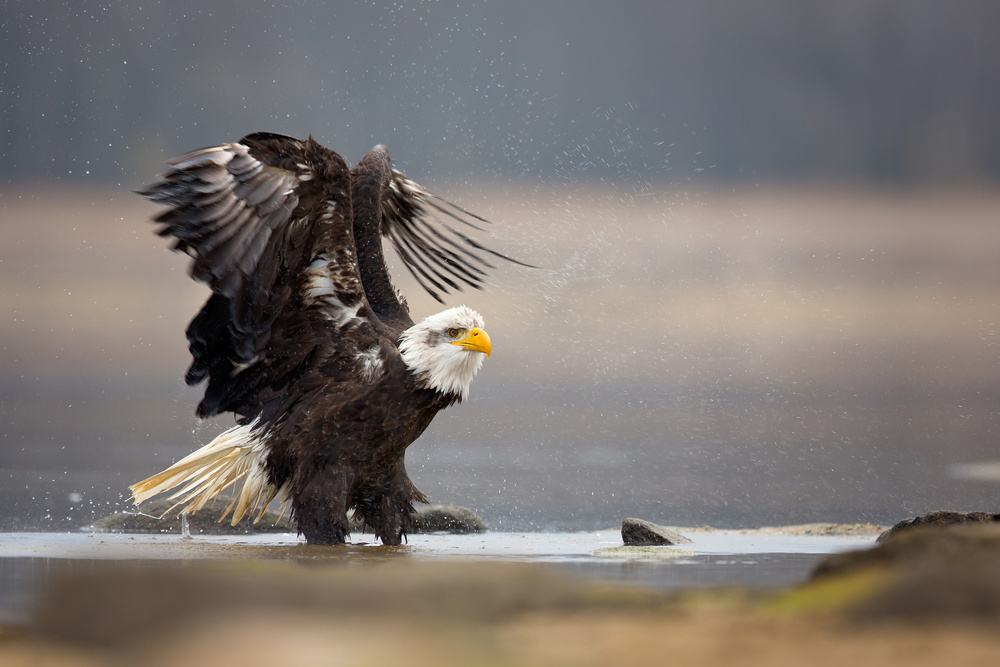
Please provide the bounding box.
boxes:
[2,1,999,532]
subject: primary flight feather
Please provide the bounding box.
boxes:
[129,132,521,545]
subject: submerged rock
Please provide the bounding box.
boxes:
[621,518,692,546]
[593,545,696,559]
[89,500,486,535]
[876,510,1000,543]
[87,498,292,535]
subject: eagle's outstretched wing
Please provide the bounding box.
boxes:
[137,133,373,419]
[381,169,533,303]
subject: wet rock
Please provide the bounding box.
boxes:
[876,510,1000,543]
[809,523,1000,623]
[90,500,486,535]
[621,518,692,546]
[412,504,488,534]
[350,504,487,534]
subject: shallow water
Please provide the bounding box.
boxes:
[0,529,876,625]
[0,529,875,560]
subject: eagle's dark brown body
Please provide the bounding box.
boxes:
[131,132,514,545]
[272,360,454,544]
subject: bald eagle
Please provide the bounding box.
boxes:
[129,132,522,545]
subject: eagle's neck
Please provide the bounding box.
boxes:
[398,315,485,402]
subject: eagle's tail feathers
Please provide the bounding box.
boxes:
[128,420,284,526]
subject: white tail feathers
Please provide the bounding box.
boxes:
[128,421,289,526]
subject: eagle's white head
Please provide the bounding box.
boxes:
[398,305,491,401]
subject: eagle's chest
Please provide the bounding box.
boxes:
[307,359,452,457]
[365,382,451,453]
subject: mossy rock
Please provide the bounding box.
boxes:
[876,510,1000,543]
[807,523,1000,623]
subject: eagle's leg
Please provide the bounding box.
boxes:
[371,493,414,546]
[354,463,424,546]
[292,462,352,545]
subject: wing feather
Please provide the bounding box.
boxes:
[136,142,301,302]
[380,170,531,303]
[389,213,491,286]
[137,134,370,419]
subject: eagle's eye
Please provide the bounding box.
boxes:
[447,327,461,338]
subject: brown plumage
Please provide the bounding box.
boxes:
[130,132,523,545]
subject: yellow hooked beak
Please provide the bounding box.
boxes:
[452,327,492,358]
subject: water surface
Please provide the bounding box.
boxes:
[0,529,876,625]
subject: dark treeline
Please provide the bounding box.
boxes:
[2,1,998,186]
